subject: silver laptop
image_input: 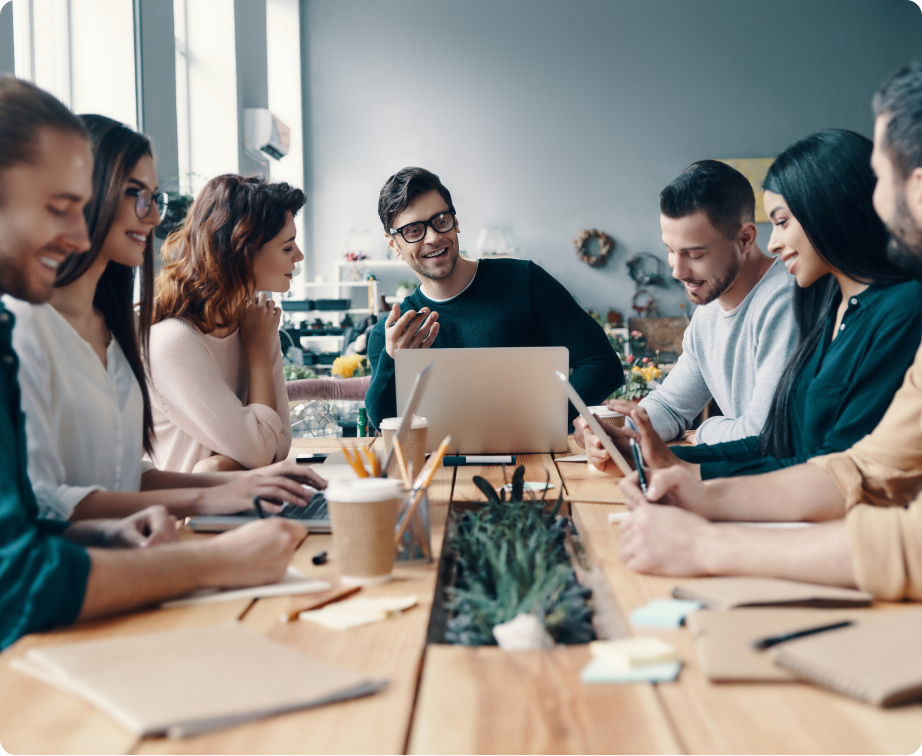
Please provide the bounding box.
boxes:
[395,347,569,454]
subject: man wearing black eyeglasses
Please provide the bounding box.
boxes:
[364,166,623,430]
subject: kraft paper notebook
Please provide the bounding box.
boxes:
[11,624,387,738]
[771,610,922,707]
[686,608,870,681]
[672,577,873,609]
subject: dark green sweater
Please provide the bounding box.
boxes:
[0,303,90,649]
[674,280,922,479]
[365,259,623,430]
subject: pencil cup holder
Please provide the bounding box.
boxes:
[394,489,432,565]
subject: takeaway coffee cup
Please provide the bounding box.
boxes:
[325,478,404,586]
[588,405,625,433]
[380,416,428,479]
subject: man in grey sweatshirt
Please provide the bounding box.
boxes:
[578,160,797,447]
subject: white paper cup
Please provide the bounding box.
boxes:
[380,416,428,480]
[588,405,625,432]
[326,478,403,586]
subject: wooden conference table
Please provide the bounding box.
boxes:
[1,437,921,755]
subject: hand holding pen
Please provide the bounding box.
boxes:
[629,438,648,496]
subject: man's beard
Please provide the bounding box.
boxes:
[886,191,922,280]
[407,246,459,281]
[682,254,741,305]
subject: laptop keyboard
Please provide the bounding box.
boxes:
[278,491,329,521]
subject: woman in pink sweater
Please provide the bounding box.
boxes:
[150,175,305,473]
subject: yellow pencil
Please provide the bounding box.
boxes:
[340,443,369,478]
[392,439,412,488]
[395,436,450,545]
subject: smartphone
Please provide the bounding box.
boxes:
[296,453,329,463]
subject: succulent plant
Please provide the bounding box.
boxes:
[444,465,595,646]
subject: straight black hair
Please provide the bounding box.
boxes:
[378,167,455,233]
[659,159,755,238]
[54,115,156,454]
[757,129,911,459]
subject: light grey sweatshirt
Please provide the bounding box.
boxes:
[640,258,797,444]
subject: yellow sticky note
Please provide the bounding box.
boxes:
[589,637,678,669]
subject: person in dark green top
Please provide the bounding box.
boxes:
[0,77,310,650]
[585,130,922,481]
[365,167,623,430]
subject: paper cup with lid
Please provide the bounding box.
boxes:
[380,416,428,479]
[325,478,404,586]
[588,405,625,432]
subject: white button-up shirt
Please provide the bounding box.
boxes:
[3,297,154,520]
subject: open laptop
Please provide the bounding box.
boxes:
[188,364,434,533]
[395,347,570,454]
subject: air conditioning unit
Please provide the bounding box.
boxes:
[243,108,290,161]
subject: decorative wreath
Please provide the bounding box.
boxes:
[631,289,660,317]
[574,229,614,267]
[626,252,666,287]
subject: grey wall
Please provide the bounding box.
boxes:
[235,0,269,177]
[301,0,922,316]
[0,2,14,77]
[138,0,179,192]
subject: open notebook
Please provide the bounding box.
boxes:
[12,624,387,737]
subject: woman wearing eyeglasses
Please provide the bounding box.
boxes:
[4,116,319,521]
[147,174,305,473]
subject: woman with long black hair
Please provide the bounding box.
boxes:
[5,115,321,520]
[585,129,922,479]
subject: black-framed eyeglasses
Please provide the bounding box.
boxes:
[389,210,456,244]
[127,186,168,221]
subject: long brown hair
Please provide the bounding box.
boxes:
[54,115,155,454]
[154,174,306,333]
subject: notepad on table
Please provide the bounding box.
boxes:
[686,607,868,681]
[11,623,387,738]
[630,599,703,628]
[161,567,330,608]
[672,577,873,610]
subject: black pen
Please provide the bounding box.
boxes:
[751,620,853,650]
[629,438,648,495]
[252,495,266,519]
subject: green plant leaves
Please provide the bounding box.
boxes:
[444,465,594,647]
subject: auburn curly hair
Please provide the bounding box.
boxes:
[154,174,306,332]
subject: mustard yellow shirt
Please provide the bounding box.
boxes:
[810,339,922,600]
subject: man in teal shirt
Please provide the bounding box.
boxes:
[366,167,622,430]
[0,78,309,649]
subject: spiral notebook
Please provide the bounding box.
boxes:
[771,610,922,707]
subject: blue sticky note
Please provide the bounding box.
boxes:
[580,658,682,684]
[630,599,703,628]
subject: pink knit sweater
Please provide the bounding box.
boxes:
[147,318,292,472]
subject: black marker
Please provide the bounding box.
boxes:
[752,620,853,650]
[252,495,266,519]
[629,438,648,495]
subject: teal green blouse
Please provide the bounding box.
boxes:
[674,280,922,479]
[0,302,90,649]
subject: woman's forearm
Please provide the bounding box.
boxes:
[71,488,205,520]
[246,345,278,413]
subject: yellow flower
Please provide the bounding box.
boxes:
[631,365,662,383]
[331,353,366,378]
